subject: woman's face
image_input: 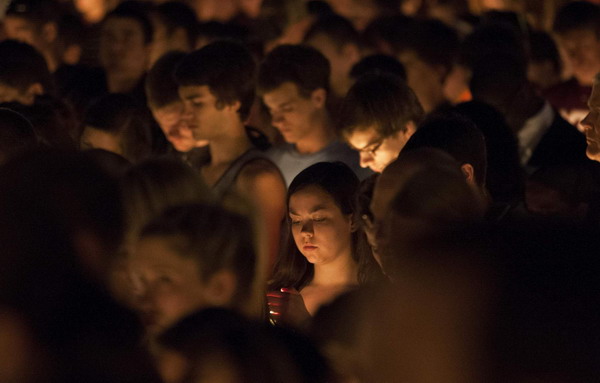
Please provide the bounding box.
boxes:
[288,185,353,265]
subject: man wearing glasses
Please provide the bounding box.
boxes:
[338,73,424,173]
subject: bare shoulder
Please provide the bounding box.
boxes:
[237,158,285,188]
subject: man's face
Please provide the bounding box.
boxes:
[398,50,444,112]
[179,85,235,141]
[346,125,415,173]
[556,28,600,86]
[580,82,600,162]
[262,82,323,145]
[305,33,358,98]
[131,236,209,335]
[151,101,198,152]
[100,16,150,75]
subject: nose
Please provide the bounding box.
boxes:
[581,112,593,132]
[359,151,374,168]
[271,112,284,128]
[301,221,314,237]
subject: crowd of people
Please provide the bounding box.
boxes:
[1,0,600,382]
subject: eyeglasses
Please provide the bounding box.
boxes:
[358,136,386,156]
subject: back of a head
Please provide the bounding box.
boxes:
[257,44,330,97]
[453,100,523,204]
[140,204,256,311]
[0,108,38,164]
[0,39,53,96]
[459,23,525,71]
[403,113,487,188]
[146,51,187,110]
[175,40,256,120]
[84,93,154,162]
[394,18,459,74]
[158,308,330,383]
[553,1,600,37]
[338,72,423,138]
[120,157,212,247]
[303,13,362,50]
[350,54,407,82]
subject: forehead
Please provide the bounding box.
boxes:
[102,16,144,35]
[262,82,303,107]
[133,236,190,268]
[558,28,600,45]
[346,126,380,148]
[289,185,339,211]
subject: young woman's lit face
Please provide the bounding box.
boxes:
[288,185,353,265]
[130,236,208,335]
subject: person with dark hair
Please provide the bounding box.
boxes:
[4,0,63,72]
[145,51,208,165]
[402,113,488,197]
[528,31,562,91]
[453,100,524,205]
[303,13,362,100]
[0,149,163,383]
[258,44,370,186]
[547,1,600,126]
[149,1,198,66]
[100,1,153,100]
[388,18,460,112]
[0,108,38,164]
[349,54,407,82]
[175,40,286,267]
[0,40,54,105]
[156,308,332,383]
[81,93,154,163]
[339,72,424,173]
[130,203,261,336]
[467,41,587,171]
[268,162,381,329]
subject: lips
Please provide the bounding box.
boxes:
[303,244,318,251]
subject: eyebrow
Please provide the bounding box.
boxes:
[183,94,207,101]
[289,205,328,215]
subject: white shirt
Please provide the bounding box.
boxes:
[518,101,554,165]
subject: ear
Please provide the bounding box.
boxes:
[310,88,327,109]
[349,214,359,233]
[341,43,361,63]
[62,44,82,66]
[226,100,242,114]
[22,83,44,105]
[403,121,417,140]
[202,270,238,307]
[41,22,58,43]
[460,163,476,186]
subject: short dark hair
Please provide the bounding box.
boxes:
[175,40,256,120]
[154,2,198,47]
[104,0,154,44]
[257,44,330,98]
[349,54,407,81]
[0,108,38,163]
[391,19,459,75]
[553,1,600,37]
[304,13,362,49]
[6,0,61,26]
[141,204,257,309]
[0,40,53,93]
[83,94,153,162]
[146,51,187,109]
[402,113,487,188]
[338,72,423,138]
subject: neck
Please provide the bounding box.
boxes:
[311,251,358,287]
[295,110,336,154]
[208,118,250,165]
[106,71,143,93]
